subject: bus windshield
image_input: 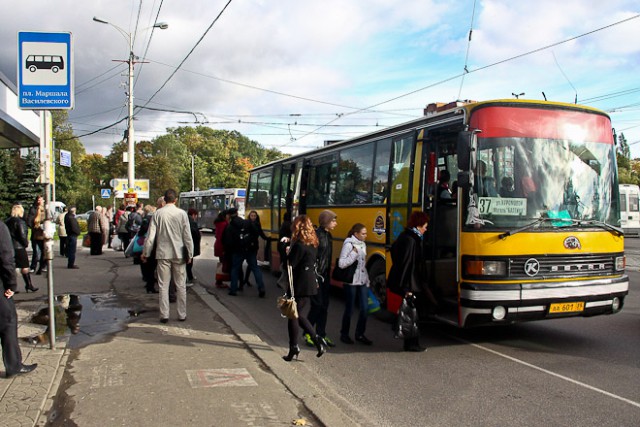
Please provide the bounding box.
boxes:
[469,136,619,229]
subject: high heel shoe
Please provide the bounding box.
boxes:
[314,335,326,358]
[23,274,38,293]
[282,345,300,362]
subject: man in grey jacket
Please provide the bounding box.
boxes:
[142,189,193,323]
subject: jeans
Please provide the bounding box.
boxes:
[30,239,44,271]
[230,251,264,293]
[340,284,368,339]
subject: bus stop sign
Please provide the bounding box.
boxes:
[17,31,74,110]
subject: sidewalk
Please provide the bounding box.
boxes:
[1,242,362,427]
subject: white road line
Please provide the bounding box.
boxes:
[455,336,640,409]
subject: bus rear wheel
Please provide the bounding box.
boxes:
[51,66,59,73]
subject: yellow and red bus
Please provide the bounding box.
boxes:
[247,99,628,327]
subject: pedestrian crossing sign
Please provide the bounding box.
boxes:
[101,188,111,198]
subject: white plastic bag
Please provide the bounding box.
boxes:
[111,235,121,250]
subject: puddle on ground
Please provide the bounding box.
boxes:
[27,293,134,349]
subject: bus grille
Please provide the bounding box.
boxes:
[509,253,619,280]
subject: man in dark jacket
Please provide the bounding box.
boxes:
[223,209,265,297]
[0,221,38,377]
[307,210,337,347]
[64,207,81,269]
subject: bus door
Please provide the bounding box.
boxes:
[386,132,419,311]
[423,132,460,315]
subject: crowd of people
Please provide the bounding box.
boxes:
[1,191,432,378]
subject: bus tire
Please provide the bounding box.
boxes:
[29,65,37,72]
[368,258,387,310]
[52,66,59,73]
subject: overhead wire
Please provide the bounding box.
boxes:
[283,13,640,147]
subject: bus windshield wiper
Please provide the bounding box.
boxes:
[577,220,624,237]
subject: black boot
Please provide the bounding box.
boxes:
[23,273,38,293]
[314,335,327,358]
[282,345,300,362]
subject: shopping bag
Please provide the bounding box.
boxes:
[124,238,135,257]
[131,234,145,254]
[367,288,381,314]
[110,235,121,250]
[82,233,91,248]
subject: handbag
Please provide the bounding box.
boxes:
[367,288,381,314]
[82,233,91,248]
[276,263,298,319]
[331,257,357,283]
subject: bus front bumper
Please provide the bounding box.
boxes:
[459,275,629,327]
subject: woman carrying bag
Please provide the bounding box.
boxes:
[387,211,430,352]
[282,215,327,362]
[338,223,372,345]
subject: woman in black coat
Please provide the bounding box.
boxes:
[387,211,430,352]
[282,215,326,361]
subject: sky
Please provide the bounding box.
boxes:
[1,0,639,158]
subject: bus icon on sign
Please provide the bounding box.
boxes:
[26,55,64,73]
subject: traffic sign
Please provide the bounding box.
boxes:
[18,31,74,109]
[60,149,71,167]
[101,188,111,198]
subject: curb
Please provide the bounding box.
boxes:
[194,283,370,427]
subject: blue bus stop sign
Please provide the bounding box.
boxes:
[17,31,74,109]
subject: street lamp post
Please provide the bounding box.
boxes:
[93,17,168,191]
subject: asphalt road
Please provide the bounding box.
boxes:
[196,234,640,427]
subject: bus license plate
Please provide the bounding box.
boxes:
[549,302,585,313]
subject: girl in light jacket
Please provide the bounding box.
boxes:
[338,223,372,345]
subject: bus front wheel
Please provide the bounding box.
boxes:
[29,65,37,72]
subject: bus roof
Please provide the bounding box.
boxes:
[250,98,610,173]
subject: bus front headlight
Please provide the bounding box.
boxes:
[465,260,507,276]
[615,256,625,271]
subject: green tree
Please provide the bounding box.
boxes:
[616,133,638,184]
[16,151,43,205]
[0,149,20,216]
[52,110,88,208]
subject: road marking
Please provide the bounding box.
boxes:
[91,363,124,388]
[458,338,640,409]
[186,368,258,388]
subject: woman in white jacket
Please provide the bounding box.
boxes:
[338,223,372,345]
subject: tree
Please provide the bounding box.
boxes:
[16,151,43,205]
[616,133,638,185]
[52,110,88,208]
[0,149,20,216]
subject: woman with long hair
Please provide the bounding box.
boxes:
[26,195,46,274]
[5,204,38,292]
[338,223,372,345]
[282,215,326,361]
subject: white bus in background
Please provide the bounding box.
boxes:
[179,188,246,230]
[619,184,640,237]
